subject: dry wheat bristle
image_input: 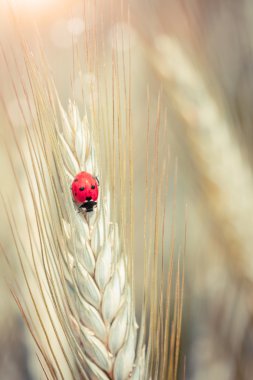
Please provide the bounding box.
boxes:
[0,7,185,379]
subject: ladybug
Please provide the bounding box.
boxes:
[71,171,99,212]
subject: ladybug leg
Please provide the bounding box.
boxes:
[77,203,85,213]
[96,176,100,186]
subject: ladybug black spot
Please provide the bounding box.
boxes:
[74,179,78,182]
[79,187,85,191]
[91,185,95,189]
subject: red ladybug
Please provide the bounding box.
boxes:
[71,171,99,212]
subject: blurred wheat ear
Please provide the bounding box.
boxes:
[0,8,185,380]
[149,35,253,283]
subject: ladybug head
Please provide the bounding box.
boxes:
[71,171,99,204]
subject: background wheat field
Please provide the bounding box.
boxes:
[1,1,253,380]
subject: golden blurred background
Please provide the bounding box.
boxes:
[1,0,253,379]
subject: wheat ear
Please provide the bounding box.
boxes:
[150,36,253,281]
[55,99,145,379]
[1,12,185,379]
[0,28,146,375]
[26,62,145,376]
